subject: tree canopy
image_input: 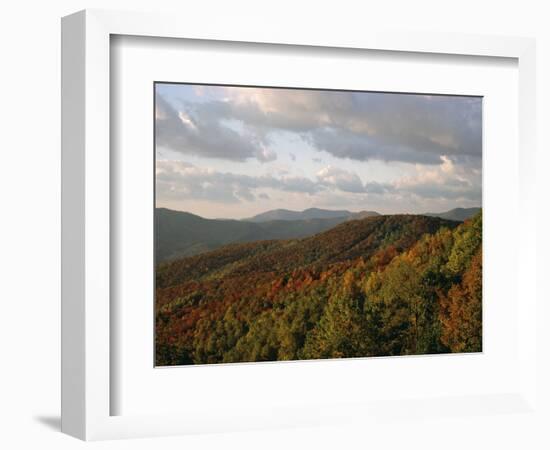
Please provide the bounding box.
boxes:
[155,213,482,365]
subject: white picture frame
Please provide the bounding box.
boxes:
[61,9,537,441]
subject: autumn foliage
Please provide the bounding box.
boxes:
[155,213,482,365]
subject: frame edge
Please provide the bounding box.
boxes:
[61,10,87,441]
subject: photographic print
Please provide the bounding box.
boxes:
[154,83,482,366]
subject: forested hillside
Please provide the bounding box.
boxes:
[156,207,479,262]
[156,208,352,262]
[155,212,482,365]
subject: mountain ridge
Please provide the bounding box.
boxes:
[156,208,351,262]
[156,213,461,288]
[244,207,379,222]
[156,206,481,262]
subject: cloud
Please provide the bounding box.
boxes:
[316,166,365,193]
[312,160,479,202]
[364,181,394,195]
[157,87,482,167]
[155,93,277,163]
[313,157,481,203]
[392,156,481,202]
[307,127,443,165]
[256,146,277,162]
[156,160,322,204]
[194,88,482,165]
[156,157,481,208]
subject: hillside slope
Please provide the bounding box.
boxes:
[155,213,481,365]
[156,208,351,262]
[156,207,478,262]
[156,214,458,288]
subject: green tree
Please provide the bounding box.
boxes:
[446,212,482,277]
[302,290,367,359]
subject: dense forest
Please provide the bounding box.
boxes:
[155,212,482,365]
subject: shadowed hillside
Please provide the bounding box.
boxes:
[156,208,355,262]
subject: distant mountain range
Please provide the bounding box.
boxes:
[156,206,481,262]
[246,207,480,223]
[244,207,380,223]
[156,208,349,262]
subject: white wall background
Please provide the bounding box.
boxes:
[0,1,548,449]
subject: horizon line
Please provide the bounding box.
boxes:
[155,205,482,221]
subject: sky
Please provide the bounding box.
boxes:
[155,83,482,219]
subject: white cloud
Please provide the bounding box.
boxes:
[392,156,481,202]
[316,166,365,193]
[156,160,323,204]
[177,111,197,131]
[156,157,481,209]
[256,146,277,163]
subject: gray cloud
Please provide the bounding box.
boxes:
[307,128,443,165]
[391,156,481,203]
[397,176,481,202]
[156,161,322,204]
[316,166,366,193]
[156,93,276,163]
[364,181,395,195]
[171,88,482,166]
[157,158,480,208]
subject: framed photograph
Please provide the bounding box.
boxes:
[61,9,537,441]
[153,82,483,367]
